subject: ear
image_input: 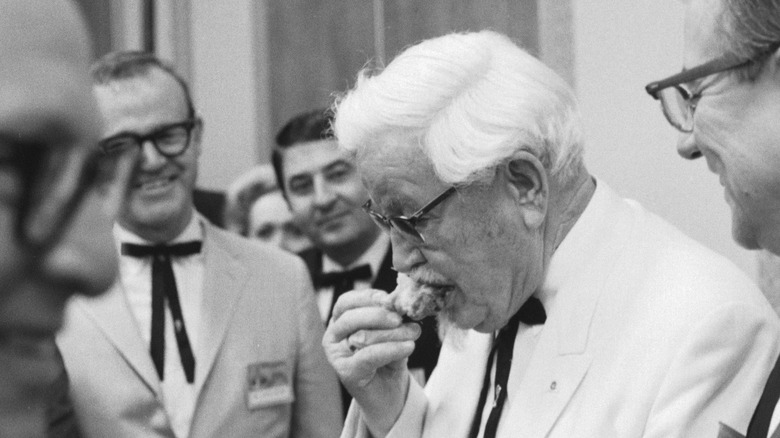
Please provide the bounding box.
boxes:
[501,151,548,229]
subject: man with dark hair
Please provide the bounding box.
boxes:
[0,1,136,436]
[57,52,342,438]
[646,1,780,436]
[272,109,442,415]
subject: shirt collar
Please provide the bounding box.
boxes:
[322,232,390,282]
[537,178,607,312]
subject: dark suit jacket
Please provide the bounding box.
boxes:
[299,246,441,401]
[193,188,226,228]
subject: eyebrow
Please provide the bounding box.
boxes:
[103,120,188,139]
[323,159,352,171]
[287,158,352,181]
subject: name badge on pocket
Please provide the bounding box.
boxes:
[246,361,294,411]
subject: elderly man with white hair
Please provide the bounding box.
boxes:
[323,30,780,438]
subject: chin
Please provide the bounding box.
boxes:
[731,218,761,251]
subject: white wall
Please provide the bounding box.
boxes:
[180,0,758,279]
[571,0,757,277]
[189,0,263,190]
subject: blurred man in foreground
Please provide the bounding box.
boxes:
[57,52,341,437]
[645,1,780,436]
[0,0,134,436]
[326,30,780,438]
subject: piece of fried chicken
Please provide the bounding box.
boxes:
[387,273,449,320]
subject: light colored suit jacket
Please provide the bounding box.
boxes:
[343,180,780,438]
[58,222,342,438]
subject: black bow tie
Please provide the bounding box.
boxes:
[121,241,202,258]
[513,294,546,326]
[314,264,372,290]
[316,264,373,324]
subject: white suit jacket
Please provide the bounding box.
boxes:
[58,222,342,438]
[343,180,780,438]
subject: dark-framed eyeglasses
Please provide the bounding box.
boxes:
[0,134,135,251]
[362,186,457,244]
[645,44,779,133]
[98,118,201,158]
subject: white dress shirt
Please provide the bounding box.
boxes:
[316,233,391,323]
[115,213,205,438]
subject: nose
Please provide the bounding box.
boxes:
[312,176,336,208]
[390,229,426,274]
[41,189,118,298]
[139,139,167,169]
[676,131,702,160]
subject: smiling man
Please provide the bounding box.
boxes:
[324,30,780,438]
[645,1,780,436]
[56,52,342,438]
[272,109,442,415]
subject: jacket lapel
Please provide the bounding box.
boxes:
[507,276,602,436]
[425,330,493,438]
[77,281,162,394]
[194,226,248,397]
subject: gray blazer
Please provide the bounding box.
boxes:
[57,222,342,437]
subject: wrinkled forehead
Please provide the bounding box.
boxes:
[356,133,444,206]
[93,69,190,120]
[280,139,349,176]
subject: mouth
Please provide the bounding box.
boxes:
[315,211,349,228]
[390,273,455,320]
[133,174,177,192]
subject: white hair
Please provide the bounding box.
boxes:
[333,30,585,186]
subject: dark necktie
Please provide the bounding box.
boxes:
[315,264,372,322]
[121,241,201,384]
[468,296,547,438]
[747,353,780,438]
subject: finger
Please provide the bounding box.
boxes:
[347,341,417,385]
[327,305,403,344]
[331,289,392,321]
[347,323,421,351]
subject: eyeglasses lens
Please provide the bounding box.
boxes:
[99,121,193,158]
[658,87,693,132]
[154,125,190,156]
[389,218,424,244]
